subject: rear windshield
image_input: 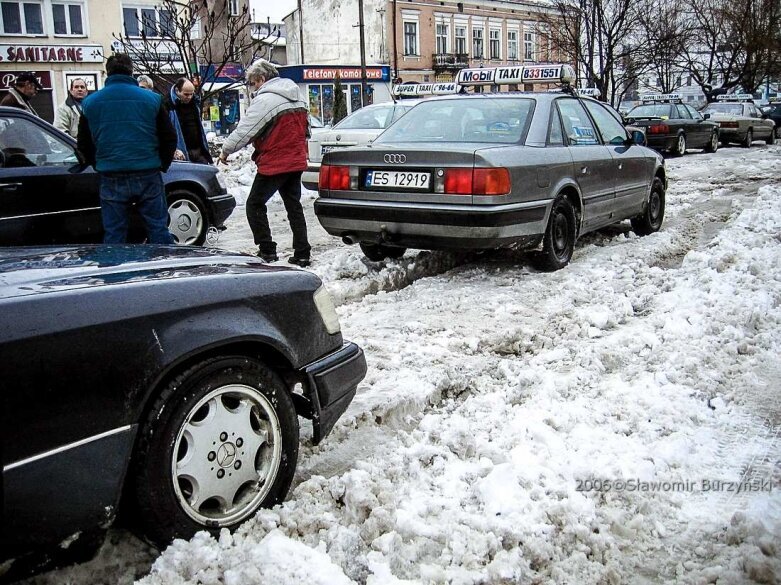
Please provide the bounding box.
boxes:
[628,104,674,119]
[375,97,533,144]
[703,103,743,115]
[334,105,397,130]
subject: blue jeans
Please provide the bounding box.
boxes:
[99,170,174,244]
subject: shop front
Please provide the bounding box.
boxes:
[277,65,392,126]
[199,63,248,136]
[0,43,104,123]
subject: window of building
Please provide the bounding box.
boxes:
[404,20,418,55]
[489,28,500,60]
[228,0,239,16]
[123,5,175,38]
[507,30,518,61]
[52,2,84,35]
[455,25,466,55]
[472,26,483,59]
[524,30,534,61]
[1,1,44,35]
[436,22,448,54]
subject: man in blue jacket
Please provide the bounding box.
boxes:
[77,54,178,244]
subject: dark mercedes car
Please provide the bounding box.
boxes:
[315,65,667,271]
[624,95,720,155]
[0,245,366,581]
[0,107,236,246]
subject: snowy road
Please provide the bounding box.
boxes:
[22,145,781,585]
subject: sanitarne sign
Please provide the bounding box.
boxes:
[0,44,103,63]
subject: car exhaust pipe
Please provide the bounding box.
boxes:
[342,234,357,245]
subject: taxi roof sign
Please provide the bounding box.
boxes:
[716,93,754,102]
[578,88,601,97]
[640,93,682,103]
[392,82,459,97]
[456,64,575,86]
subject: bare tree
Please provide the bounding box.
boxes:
[112,0,268,99]
[540,0,647,105]
[635,0,691,94]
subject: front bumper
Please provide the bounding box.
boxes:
[314,197,549,250]
[207,190,237,227]
[301,341,366,444]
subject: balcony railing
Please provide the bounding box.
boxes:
[432,53,469,71]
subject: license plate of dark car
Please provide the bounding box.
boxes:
[365,170,430,190]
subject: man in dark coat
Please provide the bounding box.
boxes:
[166,78,212,164]
[0,72,42,116]
[77,54,178,244]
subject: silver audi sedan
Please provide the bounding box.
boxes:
[314,91,667,271]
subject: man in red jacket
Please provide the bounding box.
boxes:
[218,59,311,266]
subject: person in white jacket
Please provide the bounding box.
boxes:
[218,59,312,266]
[54,78,87,138]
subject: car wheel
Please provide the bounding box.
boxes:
[766,130,775,145]
[533,195,576,272]
[131,356,299,547]
[673,133,687,156]
[168,190,209,245]
[743,129,753,148]
[631,177,665,236]
[704,131,719,153]
[775,127,781,139]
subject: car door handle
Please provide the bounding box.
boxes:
[581,166,589,174]
[617,163,623,170]
[0,182,22,190]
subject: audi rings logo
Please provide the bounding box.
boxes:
[384,154,407,164]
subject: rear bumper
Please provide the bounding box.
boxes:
[646,135,678,151]
[207,191,236,227]
[301,341,366,444]
[314,197,549,250]
[717,128,745,141]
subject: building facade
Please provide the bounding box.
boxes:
[283,0,557,121]
[0,0,119,121]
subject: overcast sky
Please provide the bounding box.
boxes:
[250,0,297,23]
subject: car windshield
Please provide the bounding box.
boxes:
[703,103,744,115]
[334,106,395,130]
[628,104,674,119]
[375,97,533,144]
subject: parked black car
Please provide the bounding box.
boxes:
[625,95,720,155]
[0,107,236,246]
[0,245,367,582]
[760,99,781,138]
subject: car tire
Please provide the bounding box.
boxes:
[359,242,407,261]
[673,133,687,156]
[775,127,781,139]
[743,129,753,148]
[704,131,719,153]
[766,131,775,145]
[167,189,209,245]
[131,356,299,548]
[631,177,665,236]
[533,195,576,272]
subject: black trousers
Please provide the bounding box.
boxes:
[246,171,311,258]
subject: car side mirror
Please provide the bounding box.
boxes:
[630,130,646,145]
[703,113,710,119]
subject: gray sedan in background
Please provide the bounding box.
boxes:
[314,92,667,271]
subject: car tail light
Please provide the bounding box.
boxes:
[473,168,511,195]
[319,165,350,190]
[444,169,472,195]
[443,168,511,196]
[648,124,669,134]
[719,121,739,128]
